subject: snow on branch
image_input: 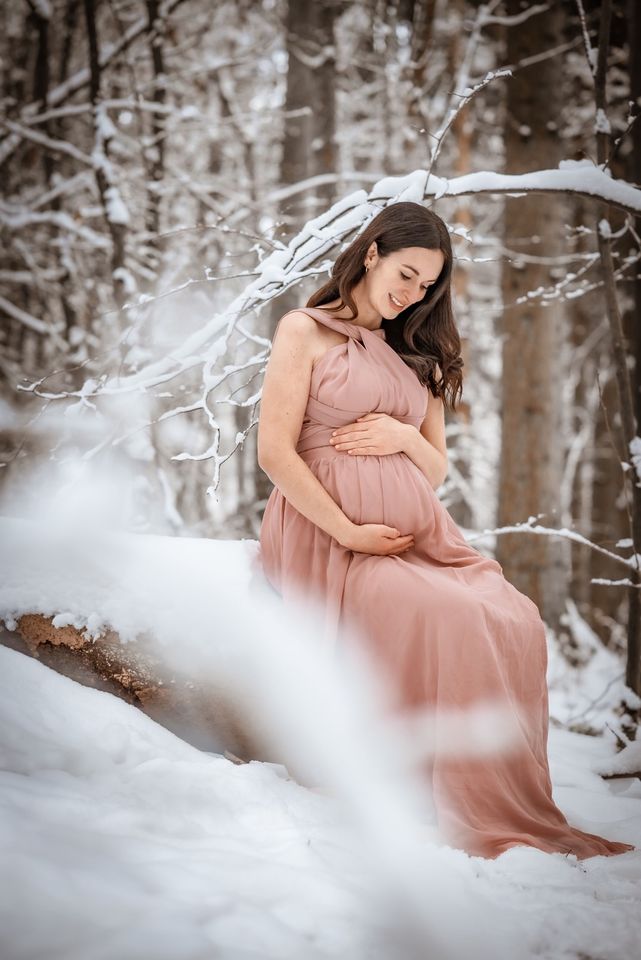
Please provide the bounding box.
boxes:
[0,295,50,336]
[574,0,598,77]
[0,206,110,249]
[480,3,550,28]
[84,160,641,390]
[429,61,512,174]
[26,0,52,18]
[18,159,641,492]
[0,0,189,168]
[628,437,641,487]
[0,120,98,168]
[467,517,640,576]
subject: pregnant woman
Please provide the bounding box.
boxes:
[257,201,633,860]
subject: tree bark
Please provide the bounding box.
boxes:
[82,0,129,311]
[593,0,641,693]
[143,0,166,255]
[5,614,261,760]
[496,0,570,629]
[256,0,338,525]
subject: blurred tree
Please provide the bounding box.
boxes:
[496,0,570,629]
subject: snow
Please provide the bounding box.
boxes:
[96,108,119,142]
[104,185,130,226]
[595,108,612,136]
[599,217,612,240]
[2,207,111,249]
[548,599,641,732]
[629,436,641,486]
[598,740,641,777]
[113,265,137,292]
[31,0,52,17]
[27,158,638,404]
[1,506,641,958]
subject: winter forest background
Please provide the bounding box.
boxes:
[2,1,641,958]
[2,0,641,664]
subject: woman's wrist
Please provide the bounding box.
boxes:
[398,421,417,453]
[401,424,447,488]
[333,517,357,548]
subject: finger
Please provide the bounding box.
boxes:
[397,543,414,554]
[332,430,370,443]
[388,544,411,556]
[332,423,359,436]
[334,439,368,448]
[344,440,376,449]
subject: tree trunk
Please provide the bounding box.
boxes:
[256,0,338,525]
[309,1,337,211]
[496,1,570,629]
[3,614,261,760]
[593,0,641,694]
[82,0,129,312]
[143,0,166,265]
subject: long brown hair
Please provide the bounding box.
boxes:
[307,202,463,411]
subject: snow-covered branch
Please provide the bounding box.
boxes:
[0,119,98,168]
[14,155,641,491]
[467,517,638,573]
[0,206,111,248]
[0,295,51,336]
[0,0,190,168]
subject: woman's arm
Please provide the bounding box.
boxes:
[401,387,448,488]
[258,311,355,546]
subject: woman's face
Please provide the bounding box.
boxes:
[364,243,445,319]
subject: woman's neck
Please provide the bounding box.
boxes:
[322,281,383,330]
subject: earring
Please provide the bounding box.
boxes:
[365,264,369,272]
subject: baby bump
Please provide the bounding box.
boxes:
[308,452,436,536]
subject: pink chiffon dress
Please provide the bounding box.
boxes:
[258,306,634,860]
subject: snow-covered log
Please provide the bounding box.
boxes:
[0,515,270,761]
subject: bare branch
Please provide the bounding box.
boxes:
[0,0,190,168]
[0,295,51,335]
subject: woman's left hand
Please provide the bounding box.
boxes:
[329,413,410,456]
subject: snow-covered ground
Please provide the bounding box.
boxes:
[1,512,641,960]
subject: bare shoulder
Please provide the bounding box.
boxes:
[274,309,321,342]
[273,308,345,360]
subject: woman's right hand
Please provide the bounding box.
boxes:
[339,523,414,556]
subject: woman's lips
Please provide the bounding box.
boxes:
[389,293,404,310]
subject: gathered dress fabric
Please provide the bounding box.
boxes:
[258,306,633,860]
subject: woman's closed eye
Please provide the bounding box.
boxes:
[401,271,429,291]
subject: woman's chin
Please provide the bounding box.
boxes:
[382,297,405,319]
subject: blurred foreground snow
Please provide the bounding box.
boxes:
[0,514,640,959]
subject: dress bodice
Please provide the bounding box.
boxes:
[274,306,428,460]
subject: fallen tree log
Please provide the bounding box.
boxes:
[2,613,260,761]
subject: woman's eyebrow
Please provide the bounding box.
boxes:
[401,263,439,283]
